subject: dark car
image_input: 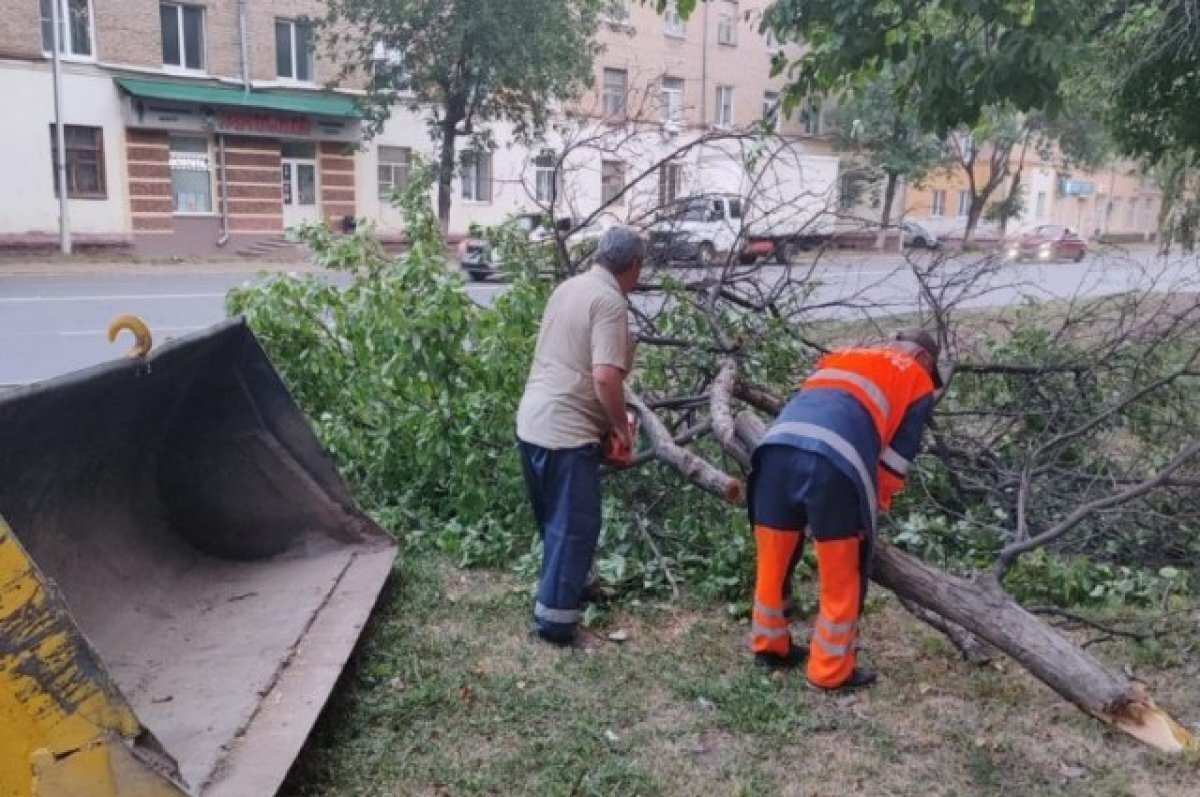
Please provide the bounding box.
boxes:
[1005,225,1088,263]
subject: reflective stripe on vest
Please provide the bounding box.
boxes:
[806,368,892,421]
[763,421,879,526]
[881,446,910,475]
[535,602,580,624]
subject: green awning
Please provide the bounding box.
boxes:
[115,77,363,119]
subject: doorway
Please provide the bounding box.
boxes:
[281,142,319,228]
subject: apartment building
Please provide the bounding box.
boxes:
[0,0,362,255]
[359,0,841,237]
[0,1,836,253]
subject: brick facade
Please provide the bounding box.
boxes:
[318,141,355,223]
[220,136,283,233]
[125,130,172,234]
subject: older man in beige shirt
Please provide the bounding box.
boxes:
[517,226,644,645]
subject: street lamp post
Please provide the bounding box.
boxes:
[50,0,72,255]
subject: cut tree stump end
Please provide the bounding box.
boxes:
[1109,685,1196,753]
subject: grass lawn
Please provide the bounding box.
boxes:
[281,554,1199,796]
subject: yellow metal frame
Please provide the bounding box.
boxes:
[0,517,188,797]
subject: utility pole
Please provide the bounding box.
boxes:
[50,0,72,255]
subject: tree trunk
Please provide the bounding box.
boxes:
[963,196,985,248]
[878,171,899,251]
[717,410,1193,753]
[436,124,457,236]
[871,545,1190,752]
[1000,168,1023,240]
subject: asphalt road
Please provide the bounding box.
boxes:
[0,248,1194,385]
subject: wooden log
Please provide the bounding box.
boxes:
[627,392,743,503]
[711,357,752,470]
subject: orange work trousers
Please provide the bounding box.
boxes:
[751,525,862,688]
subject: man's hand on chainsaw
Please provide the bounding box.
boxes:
[602,423,635,469]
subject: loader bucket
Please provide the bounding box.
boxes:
[0,319,396,796]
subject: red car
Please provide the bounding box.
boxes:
[1005,225,1088,263]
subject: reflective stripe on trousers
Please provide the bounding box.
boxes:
[750,525,804,656]
[807,536,863,688]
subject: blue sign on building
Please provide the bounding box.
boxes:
[1060,179,1097,197]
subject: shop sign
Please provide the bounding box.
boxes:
[216,111,312,136]
[123,97,360,143]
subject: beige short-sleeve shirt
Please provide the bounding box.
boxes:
[516,266,633,448]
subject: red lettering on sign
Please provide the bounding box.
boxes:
[216,112,312,136]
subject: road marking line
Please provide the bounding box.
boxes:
[59,324,206,337]
[0,292,225,303]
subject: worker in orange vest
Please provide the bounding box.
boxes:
[748,328,942,690]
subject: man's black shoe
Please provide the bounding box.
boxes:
[753,644,808,670]
[529,628,574,648]
[806,666,877,692]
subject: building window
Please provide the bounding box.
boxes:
[1127,197,1137,226]
[1036,191,1047,219]
[602,0,630,23]
[762,91,779,124]
[765,29,783,54]
[800,100,821,136]
[602,68,628,120]
[714,85,734,127]
[931,190,946,217]
[534,149,560,204]
[48,124,105,198]
[956,189,970,218]
[371,40,411,92]
[168,135,211,213]
[40,0,94,58]
[717,2,738,46]
[659,162,683,206]
[664,4,686,37]
[275,19,314,81]
[160,4,205,71]
[660,76,684,125]
[601,160,625,205]
[378,146,411,200]
[461,150,492,202]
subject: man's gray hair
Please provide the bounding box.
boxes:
[595,226,646,276]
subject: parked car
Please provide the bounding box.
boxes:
[1004,225,1088,263]
[900,221,940,250]
[458,214,597,281]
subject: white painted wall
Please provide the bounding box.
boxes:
[0,61,129,235]
[357,108,535,236]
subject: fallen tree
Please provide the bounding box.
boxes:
[619,246,1200,753]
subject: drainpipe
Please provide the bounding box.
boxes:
[50,0,72,254]
[700,2,710,126]
[238,0,250,94]
[216,134,231,246]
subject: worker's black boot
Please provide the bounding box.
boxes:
[807,666,878,692]
[754,644,808,670]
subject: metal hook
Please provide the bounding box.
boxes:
[107,314,154,358]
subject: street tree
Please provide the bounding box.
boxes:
[757,0,1093,244]
[1101,0,1200,248]
[824,69,948,232]
[320,0,603,231]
